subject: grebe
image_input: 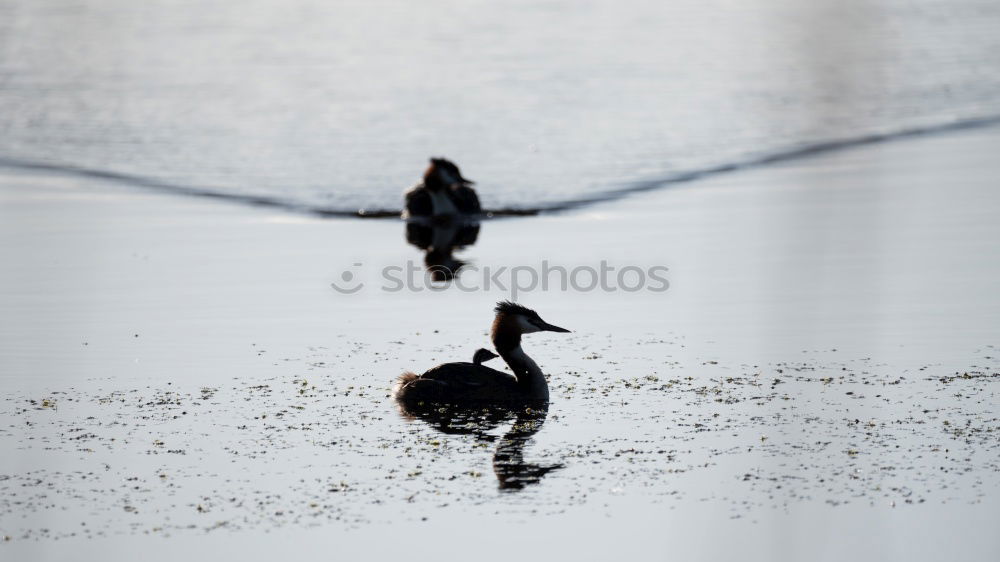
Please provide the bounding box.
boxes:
[393,301,569,404]
[403,158,481,218]
[472,348,499,365]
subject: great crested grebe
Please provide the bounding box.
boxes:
[393,301,570,404]
[472,347,499,365]
[403,157,482,218]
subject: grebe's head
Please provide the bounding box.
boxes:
[425,157,474,191]
[472,347,500,365]
[492,301,570,338]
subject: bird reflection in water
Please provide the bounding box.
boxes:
[395,400,562,490]
[405,217,480,281]
[491,405,563,490]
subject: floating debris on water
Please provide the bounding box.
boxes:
[0,336,997,541]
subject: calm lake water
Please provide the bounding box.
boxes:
[2,3,1000,559]
[2,0,1000,212]
[2,122,999,559]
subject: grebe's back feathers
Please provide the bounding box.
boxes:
[394,363,518,404]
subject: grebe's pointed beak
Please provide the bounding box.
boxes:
[461,177,475,185]
[538,320,570,333]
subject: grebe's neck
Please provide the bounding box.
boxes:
[493,331,548,401]
[428,189,458,216]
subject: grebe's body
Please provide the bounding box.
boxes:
[403,158,481,218]
[393,302,569,405]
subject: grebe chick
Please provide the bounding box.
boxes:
[403,157,481,218]
[393,301,569,405]
[473,347,499,365]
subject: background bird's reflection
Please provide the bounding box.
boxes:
[396,401,562,490]
[405,217,480,281]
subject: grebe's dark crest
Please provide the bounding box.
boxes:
[426,158,474,190]
[393,301,569,406]
[493,300,537,316]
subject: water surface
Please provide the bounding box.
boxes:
[2,0,1000,212]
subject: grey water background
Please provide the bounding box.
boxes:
[2,0,999,213]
